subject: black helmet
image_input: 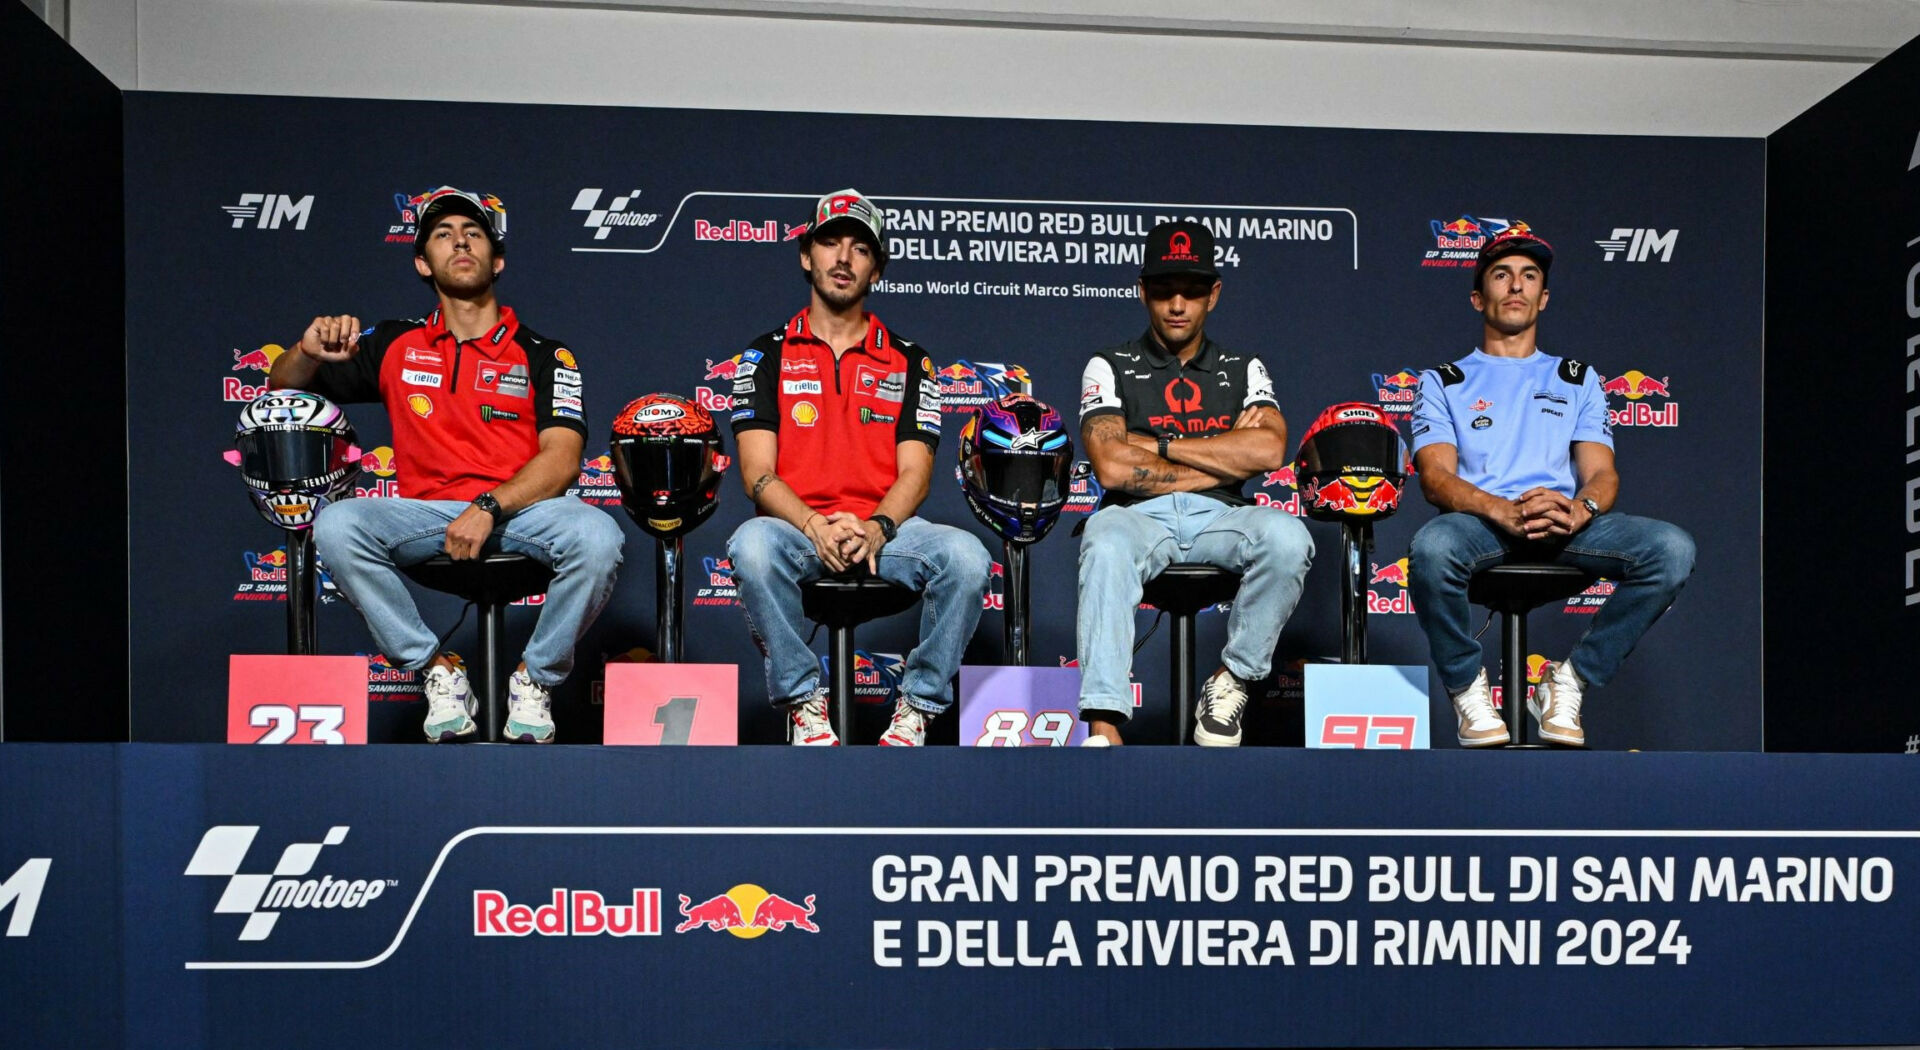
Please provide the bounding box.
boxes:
[956,394,1074,545]
[224,390,360,530]
[1294,402,1411,522]
[609,394,726,539]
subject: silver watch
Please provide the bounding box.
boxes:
[1579,497,1601,518]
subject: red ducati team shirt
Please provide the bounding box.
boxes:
[728,309,942,519]
[305,306,587,501]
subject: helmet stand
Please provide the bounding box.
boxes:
[1000,541,1033,666]
[654,536,685,663]
[285,530,320,655]
[1339,521,1374,665]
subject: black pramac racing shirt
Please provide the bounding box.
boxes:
[1078,330,1278,508]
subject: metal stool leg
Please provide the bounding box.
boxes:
[1500,609,1544,749]
[1170,611,1196,745]
[829,623,855,744]
[477,601,504,743]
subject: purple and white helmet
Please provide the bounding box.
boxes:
[224,390,361,530]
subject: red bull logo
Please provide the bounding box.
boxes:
[1262,466,1298,489]
[692,385,733,413]
[847,649,906,702]
[364,652,422,701]
[1488,653,1550,711]
[1422,215,1510,269]
[695,554,741,607]
[1303,475,1400,519]
[984,560,1005,610]
[1599,370,1679,428]
[223,345,287,402]
[675,884,817,937]
[572,453,621,507]
[1065,461,1104,513]
[354,446,401,499]
[245,548,290,580]
[386,190,434,243]
[694,219,781,242]
[1366,556,1417,614]
[1255,465,1304,515]
[938,360,1032,408]
[474,888,663,937]
[703,355,746,382]
[1564,577,1616,615]
[1369,369,1421,411]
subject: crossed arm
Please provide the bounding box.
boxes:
[1081,406,1290,499]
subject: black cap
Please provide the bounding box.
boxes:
[1471,224,1553,289]
[413,187,508,256]
[1139,221,1219,280]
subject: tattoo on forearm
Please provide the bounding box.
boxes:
[751,473,776,500]
[1122,466,1179,495]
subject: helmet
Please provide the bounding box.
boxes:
[609,394,725,539]
[1294,402,1411,522]
[224,390,361,530]
[956,394,1074,544]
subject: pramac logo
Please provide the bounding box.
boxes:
[1164,230,1199,263]
[1163,377,1203,413]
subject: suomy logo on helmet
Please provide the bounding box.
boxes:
[184,826,395,941]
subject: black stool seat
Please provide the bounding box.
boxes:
[401,553,555,742]
[1467,562,1598,747]
[801,575,922,742]
[1469,563,1595,611]
[1140,565,1243,744]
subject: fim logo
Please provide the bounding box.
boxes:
[675,884,817,937]
[1598,371,1679,428]
[0,858,51,937]
[1595,228,1678,263]
[223,193,314,230]
[572,188,661,242]
[184,826,393,941]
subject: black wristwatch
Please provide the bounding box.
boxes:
[1157,433,1172,458]
[471,491,506,522]
[1579,497,1602,519]
[870,514,898,542]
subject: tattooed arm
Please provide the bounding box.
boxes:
[1080,414,1237,498]
[736,428,854,571]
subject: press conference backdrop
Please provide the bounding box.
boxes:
[123,92,1763,747]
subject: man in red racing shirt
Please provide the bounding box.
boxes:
[724,188,991,746]
[271,187,623,744]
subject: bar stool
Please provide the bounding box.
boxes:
[801,575,922,743]
[1140,565,1243,744]
[1466,563,1598,748]
[401,553,555,742]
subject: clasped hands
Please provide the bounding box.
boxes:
[803,511,888,573]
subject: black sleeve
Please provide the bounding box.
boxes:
[521,327,589,438]
[302,322,393,404]
[896,343,940,451]
[728,336,781,435]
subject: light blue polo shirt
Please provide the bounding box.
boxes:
[1409,349,1612,499]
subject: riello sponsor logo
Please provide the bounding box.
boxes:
[473,888,663,937]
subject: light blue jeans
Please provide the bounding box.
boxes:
[312,495,624,687]
[1408,511,1696,693]
[1076,493,1315,719]
[726,516,991,713]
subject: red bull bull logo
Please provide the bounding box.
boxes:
[223,345,287,401]
[1422,215,1510,268]
[675,884,817,937]
[695,554,741,607]
[938,360,1032,409]
[1369,369,1422,411]
[354,446,401,499]
[364,652,422,701]
[847,649,906,702]
[386,190,434,243]
[571,453,621,507]
[1254,465,1304,515]
[703,355,746,382]
[1599,370,1680,428]
[1488,653,1550,711]
[1366,556,1417,614]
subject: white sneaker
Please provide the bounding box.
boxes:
[422,657,476,742]
[878,701,932,747]
[1194,667,1250,747]
[1079,734,1112,748]
[503,669,556,743]
[1529,660,1587,748]
[1451,668,1510,748]
[787,690,840,746]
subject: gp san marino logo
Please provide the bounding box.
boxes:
[185,825,395,941]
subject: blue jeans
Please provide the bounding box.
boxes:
[312,495,624,687]
[1076,493,1315,719]
[1408,512,1696,693]
[726,516,991,713]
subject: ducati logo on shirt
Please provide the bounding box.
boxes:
[475,363,530,399]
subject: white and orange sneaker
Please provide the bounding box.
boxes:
[1451,668,1511,748]
[1529,661,1588,748]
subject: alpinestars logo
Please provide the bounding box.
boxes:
[185,826,393,941]
[572,188,661,241]
[0,858,51,937]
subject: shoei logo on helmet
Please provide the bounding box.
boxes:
[407,394,433,418]
[184,826,396,944]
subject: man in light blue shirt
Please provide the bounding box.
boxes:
[1408,227,1695,748]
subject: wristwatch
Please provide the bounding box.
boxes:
[471,491,506,522]
[870,514,898,542]
[1157,433,1172,458]
[1579,497,1602,518]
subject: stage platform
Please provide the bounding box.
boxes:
[4,744,1917,1048]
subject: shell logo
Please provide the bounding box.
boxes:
[555,348,577,369]
[791,401,819,427]
[408,394,434,418]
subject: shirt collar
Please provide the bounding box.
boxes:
[1138,329,1217,371]
[425,304,518,358]
[786,307,891,358]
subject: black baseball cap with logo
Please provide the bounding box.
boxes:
[1139,220,1220,280]
[1471,224,1553,289]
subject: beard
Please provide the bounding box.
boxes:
[810,266,868,309]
